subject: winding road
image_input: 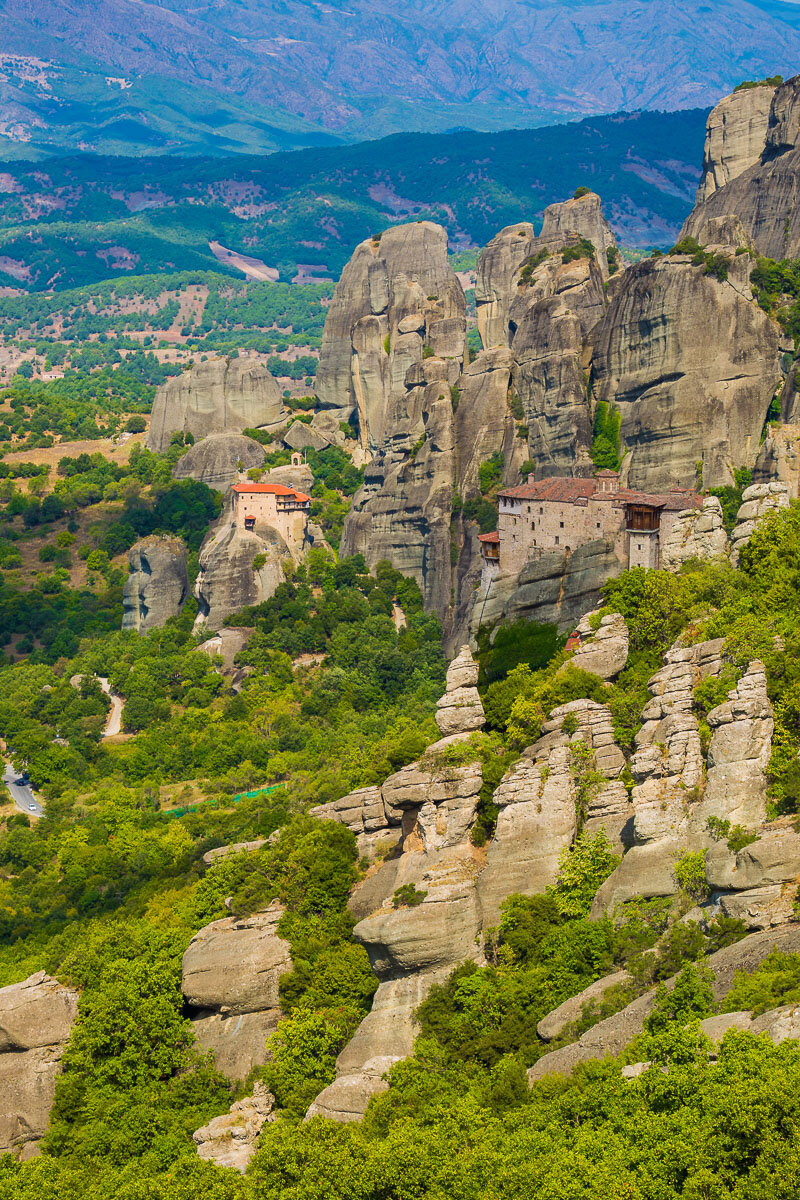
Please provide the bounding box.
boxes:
[98,677,123,737]
[3,763,43,818]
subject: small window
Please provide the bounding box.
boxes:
[637,544,642,550]
[559,521,564,529]
[539,507,543,514]
[596,522,601,529]
[527,505,531,513]
[555,535,559,545]
[244,517,255,530]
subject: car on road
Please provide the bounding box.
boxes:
[27,803,37,812]
[14,777,26,786]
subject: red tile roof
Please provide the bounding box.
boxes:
[478,531,500,543]
[233,482,310,502]
[499,478,598,503]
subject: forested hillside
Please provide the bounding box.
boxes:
[0,108,705,288]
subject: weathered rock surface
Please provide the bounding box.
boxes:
[588,253,781,489]
[539,191,617,278]
[567,610,629,680]
[698,661,774,829]
[194,520,293,631]
[0,972,79,1157]
[172,432,266,489]
[707,824,800,930]
[197,627,252,676]
[730,481,790,562]
[193,1081,274,1171]
[696,85,777,204]
[660,496,729,570]
[122,535,189,633]
[472,539,624,638]
[315,221,465,453]
[537,970,630,1041]
[475,223,536,349]
[528,925,800,1082]
[310,785,403,861]
[682,75,800,260]
[148,357,284,453]
[753,423,800,498]
[435,645,484,735]
[306,1056,400,1123]
[182,906,291,1079]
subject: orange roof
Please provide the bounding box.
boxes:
[478,531,500,543]
[233,482,310,502]
[499,478,598,503]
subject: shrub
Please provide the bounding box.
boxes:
[546,829,620,918]
[393,884,427,908]
[125,415,147,433]
[674,848,708,903]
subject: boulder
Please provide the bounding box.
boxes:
[197,627,252,675]
[730,482,790,562]
[122,535,189,634]
[660,497,729,570]
[193,1081,274,1172]
[305,1056,399,1122]
[148,357,284,453]
[191,1010,281,1082]
[567,611,629,680]
[172,433,266,489]
[539,191,618,278]
[0,972,79,1158]
[194,521,293,631]
[435,653,485,737]
[182,906,292,1016]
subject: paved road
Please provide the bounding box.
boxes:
[3,763,43,817]
[98,677,123,737]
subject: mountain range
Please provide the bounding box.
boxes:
[0,0,799,156]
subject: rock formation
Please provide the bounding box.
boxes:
[181,904,292,1080]
[538,191,617,278]
[753,424,800,498]
[193,1082,275,1172]
[698,661,774,829]
[0,972,79,1158]
[172,432,266,490]
[566,610,629,680]
[475,223,536,349]
[707,823,800,929]
[122,535,189,634]
[434,645,485,735]
[314,222,465,455]
[529,925,800,1081]
[695,84,777,204]
[659,497,729,570]
[682,74,800,260]
[729,481,790,563]
[587,249,781,489]
[147,357,284,453]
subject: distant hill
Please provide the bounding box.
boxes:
[0,108,706,291]
[0,0,795,154]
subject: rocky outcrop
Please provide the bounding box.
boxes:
[435,645,485,735]
[698,661,774,829]
[475,224,536,349]
[148,357,284,453]
[539,191,617,278]
[471,538,624,638]
[172,432,266,489]
[193,1081,274,1171]
[696,85,777,204]
[700,1004,800,1046]
[567,610,629,680]
[314,222,465,454]
[122,535,189,633]
[682,75,800,260]
[729,481,790,563]
[182,905,292,1080]
[753,424,800,498]
[194,519,293,632]
[197,627,252,678]
[588,252,781,489]
[529,925,800,1082]
[537,970,631,1042]
[707,824,800,929]
[660,497,729,570]
[0,972,79,1158]
[310,785,403,861]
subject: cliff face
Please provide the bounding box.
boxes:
[122,536,189,633]
[588,249,780,489]
[695,85,776,204]
[172,433,266,490]
[682,73,800,259]
[147,358,284,453]
[314,222,465,455]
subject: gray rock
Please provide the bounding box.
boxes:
[172,433,266,489]
[529,925,800,1082]
[588,253,780,491]
[660,497,729,570]
[182,906,292,1016]
[191,1010,280,1081]
[568,611,629,680]
[148,357,284,452]
[194,520,293,631]
[537,970,630,1041]
[0,972,79,1157]
[730,482,790,562]
[305,1056,399,1122]
[698,661,773,828]
[194,1081,275,1171]
[122,535,189,634]
[695,85,777,204]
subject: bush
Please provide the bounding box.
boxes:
[125,415,147,433]
[393,884,427,908]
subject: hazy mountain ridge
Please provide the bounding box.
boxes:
[0,0,797,154]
